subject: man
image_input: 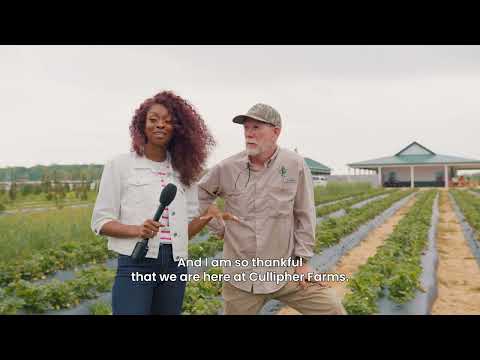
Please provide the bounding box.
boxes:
[197,103,346,315]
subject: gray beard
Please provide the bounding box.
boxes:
[246,147,261,156]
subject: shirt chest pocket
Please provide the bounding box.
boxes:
[266,185,296,217]
[224,190,250,218]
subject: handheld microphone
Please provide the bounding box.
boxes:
[131,183,177,262]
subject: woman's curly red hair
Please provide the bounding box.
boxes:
[129,91,215,187]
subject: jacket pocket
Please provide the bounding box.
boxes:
[124,176,155,206]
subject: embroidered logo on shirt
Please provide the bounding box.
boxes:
[279,165,296,183]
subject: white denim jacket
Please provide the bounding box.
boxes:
[91,152,199,261]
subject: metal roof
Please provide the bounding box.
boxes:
[349,142,480,168]
[304,157,331,173]
[394,141,435,156]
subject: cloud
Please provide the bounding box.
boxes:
[1,45,480,173]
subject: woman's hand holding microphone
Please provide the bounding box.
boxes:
[136,219,163,239]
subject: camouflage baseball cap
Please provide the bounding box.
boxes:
[232,103,282,128]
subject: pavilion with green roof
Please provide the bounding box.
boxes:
[304,157,331,176]
[348,141,480,188]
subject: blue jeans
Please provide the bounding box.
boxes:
[112,244,187,315]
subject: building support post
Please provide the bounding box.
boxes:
[445,165,449,189]
[411,166,415,188]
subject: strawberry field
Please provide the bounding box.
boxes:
[1,185,480,315]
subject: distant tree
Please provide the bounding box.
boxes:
[80,173,89,200]
[53,169,58,186]
[58,186,66,199]
[41,172,51,193]
[80,188,88,201]
[55,193,65,209]
[30,166,44,181]
[12,167,28,181]
[9,183,17,201]
[33,185,42,195]
[9,169,16,201]
[52,170,62,201]
[21,184,33,196]
[71,166,82,180]
[1,164,105,183]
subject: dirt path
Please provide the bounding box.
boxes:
[431,190,480,315]
[277,193,419,315]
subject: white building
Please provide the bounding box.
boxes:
[348,141,480,188]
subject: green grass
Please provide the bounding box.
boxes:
[0,205,117,286]
[0,205,98,263]
[314,182,373,206]
[0,191,97,210]
[0,199,228,315]
[0,204,223,287]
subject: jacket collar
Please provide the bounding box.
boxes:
[132,151,172,170]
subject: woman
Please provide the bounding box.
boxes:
[91,90,235,315]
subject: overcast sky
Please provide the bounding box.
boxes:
[2,45,480,174]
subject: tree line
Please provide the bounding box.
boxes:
[0,164,103,182]
[0,165,102,208]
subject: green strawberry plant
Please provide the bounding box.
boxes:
[316,189,394,218]
[315,189,416,252]
[343,190,437,314]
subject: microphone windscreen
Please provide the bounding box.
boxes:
[159,183,177,206]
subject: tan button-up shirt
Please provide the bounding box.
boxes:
[197,146,316,294]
